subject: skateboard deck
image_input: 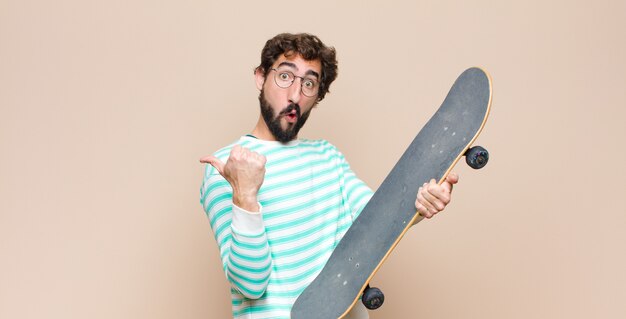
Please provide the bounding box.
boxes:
[290,67,492,318]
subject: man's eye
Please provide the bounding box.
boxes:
[303,80,316,88]
[279,73,291,81]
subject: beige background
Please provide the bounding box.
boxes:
[1,0,625,318]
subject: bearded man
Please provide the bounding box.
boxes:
[199,33,458,319]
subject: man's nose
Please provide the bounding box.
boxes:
[288,78,302,104]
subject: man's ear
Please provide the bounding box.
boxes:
[254,67,265,91]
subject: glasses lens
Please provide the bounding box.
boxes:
[274,70,294,88]
[301,79,319,97]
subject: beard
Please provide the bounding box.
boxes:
[259,90,311,143]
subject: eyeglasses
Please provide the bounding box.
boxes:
[270,68,320,97]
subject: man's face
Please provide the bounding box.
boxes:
[256,53,322,143]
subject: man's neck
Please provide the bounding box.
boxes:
[251,116,275,141]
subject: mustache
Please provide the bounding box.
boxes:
[279,103,301,117]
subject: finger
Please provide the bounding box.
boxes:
[445,172,459,185]
[442,173,458,197]
[229,144,243,160]
[427,179,451,205]
[199,155,225,176]
[199,154,213,163]
[254,152,267,165]
[430,180,449,208]
[436,181,452,194]
[431,184,452,205]
[233,145,260,164]
[247,149,265,165]
[418,184,442,213]
[415,189,433,218]
[415,201,432,218]
[444,172,458,193]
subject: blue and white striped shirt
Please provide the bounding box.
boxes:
[200,136,373,318]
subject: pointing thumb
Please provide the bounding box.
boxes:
[199,155,225,176]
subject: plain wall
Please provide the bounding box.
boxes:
[1,0,625,318]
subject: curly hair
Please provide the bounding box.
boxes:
[256,33,338,101]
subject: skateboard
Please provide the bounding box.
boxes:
[290,67,492,318]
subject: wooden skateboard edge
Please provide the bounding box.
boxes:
[337,66,493,319]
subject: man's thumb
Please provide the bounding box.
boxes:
[199,155,225,176]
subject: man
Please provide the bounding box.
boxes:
[199,33,458,319]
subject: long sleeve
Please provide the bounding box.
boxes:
[200,165,272,299]
[330,143,374,221]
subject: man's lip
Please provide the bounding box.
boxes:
[283,113,298,123]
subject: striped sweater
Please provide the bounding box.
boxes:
[200,136,373,318]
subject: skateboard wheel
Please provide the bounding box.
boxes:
[465,146,489,169]
[362,285,384,310]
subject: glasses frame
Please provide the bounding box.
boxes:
[270,68,319,97]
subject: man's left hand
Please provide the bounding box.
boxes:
[415,172,459,219]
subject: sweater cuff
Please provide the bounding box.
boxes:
[231,202,265,235]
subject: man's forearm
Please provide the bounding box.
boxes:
[226,203,272,299]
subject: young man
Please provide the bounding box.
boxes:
[199,33,458,319]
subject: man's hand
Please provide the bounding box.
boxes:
[200,145,266,212]
[415,172,459,219]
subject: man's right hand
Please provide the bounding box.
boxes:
[200,145,266,212]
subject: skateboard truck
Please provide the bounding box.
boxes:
[362,284,384,310]
[464,146,489,169]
